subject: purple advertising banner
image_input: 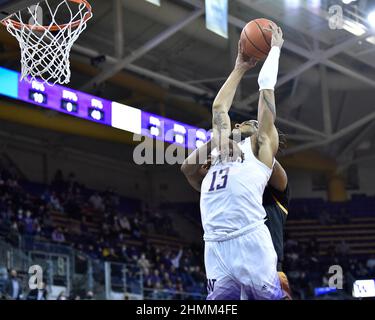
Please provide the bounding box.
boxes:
[18,77,112,126]
[141,111,210,150]
[0,66,210,150]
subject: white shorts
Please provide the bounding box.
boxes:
[204,223,283,300]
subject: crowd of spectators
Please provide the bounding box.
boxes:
[283,236,375,299]
[1,163,375,300]
[0,267,94,300]
[0,164,206,299]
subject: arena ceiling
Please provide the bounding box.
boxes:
[1,0,375,172]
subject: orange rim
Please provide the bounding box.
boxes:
[1,0,92,32]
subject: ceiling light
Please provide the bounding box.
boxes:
[368,10,375,28]
[342,19,366,36]
[286,0,300,9]
[309,0,321,8]
[366,36,375,45]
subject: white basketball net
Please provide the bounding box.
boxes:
[2,0,92,85]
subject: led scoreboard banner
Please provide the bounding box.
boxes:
[141,112,209,149]
[0,66,210,150]
[18,77,112,126]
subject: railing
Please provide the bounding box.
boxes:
[1,235,207,300]
[28,251,72,296]
[104,261,143,300]
[143,288,205,300]
[0,237,31,271]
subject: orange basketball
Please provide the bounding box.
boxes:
[240,18,276,60]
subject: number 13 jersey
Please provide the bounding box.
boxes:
[200,137,274,242]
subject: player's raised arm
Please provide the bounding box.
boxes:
[212,42,257,147]
[181,140,214,192]
[256,24,284,169]
[268,160,288,192]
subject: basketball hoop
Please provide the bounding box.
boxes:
[1,0,93,85]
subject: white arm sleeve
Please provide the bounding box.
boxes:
[258,46,281,91]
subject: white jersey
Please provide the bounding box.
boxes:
[200,137,273,242]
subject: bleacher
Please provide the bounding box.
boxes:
[286,217,375,256]
[49,208,189,250]
[286,195,375,258]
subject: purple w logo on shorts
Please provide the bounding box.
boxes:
[207,279,217,292]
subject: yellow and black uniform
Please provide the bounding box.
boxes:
[263,184,292,299]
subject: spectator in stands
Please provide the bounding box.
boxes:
[33,219,43,237]
[56,290,67,300]
[348,258,359,278]
[16,209,24,225]
[4,269,23,300]
[143,268,153,290]
[174,280,185,299]
[164,279,175,294]
[118,214,131,235]
[159,263,167,276]
[23,210,34,235]
[112,216,122,233]
[101,246,111,260]
[27,282,48,300]
[0,203,12,225]
[138,253,150,272]
[89,192,105,212]
[75,244,88,274]
[151,281,165,300]
[10,220,19,234]
[51,227,65,243]
[87,244,98,260]
[319,209,331,225]
[49,192,64,212]
[42,212,53,231]
[85,291,94,300]
[103,188,120,211]
[119,244,131,263]
[150,269,161,286]
[335,240,350,257]
[299,271,311,297]
[131,217,142,239]
[170,247,183,269]
[64,191,81,219]
[366,255,375,272]
[80,215,89,235]
[169,265,179,284]
[107,248,119,262]
[41,188,52,203]
[7,177,20,191]
[191,266,205,284]
[0,266,8,299]
[101,222,111,238]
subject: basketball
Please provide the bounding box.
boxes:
[240,18,276,60]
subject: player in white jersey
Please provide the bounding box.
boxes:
[181,23,284,300]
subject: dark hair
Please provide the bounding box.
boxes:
[276,127,287,156]
[228,124,287,155]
